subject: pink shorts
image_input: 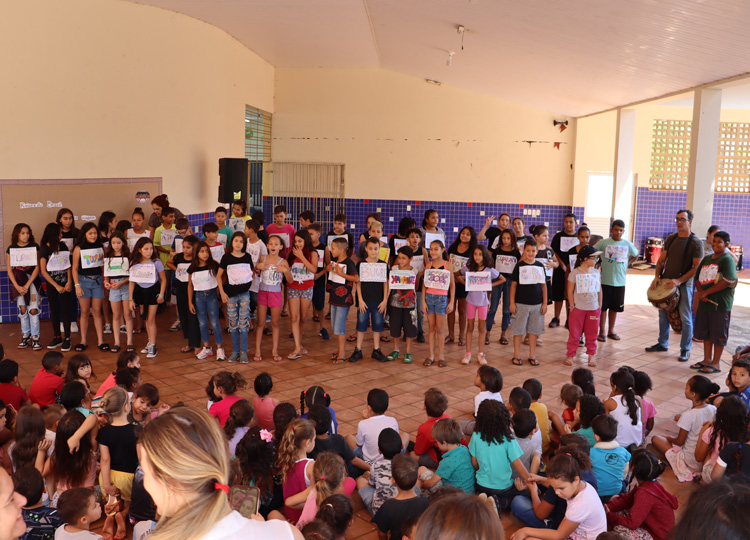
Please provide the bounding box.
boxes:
[466,303,489,321]
[258,289,283,309]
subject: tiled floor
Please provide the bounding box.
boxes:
[3,268,748,538]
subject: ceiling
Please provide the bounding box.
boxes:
[128,0,750,117]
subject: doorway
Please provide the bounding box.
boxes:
[585,172,614,239]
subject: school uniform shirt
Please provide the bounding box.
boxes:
[568,267,601,311]
[590,441,630,497]
[564,482,607,540]
[219,252,254,297]
[129,260,164,288]
[76,240,104,276]
[357,259,388,306]
[40,244,70,286]
[460,266,500,307]
[29,368,65,407]
[435,445,475,494]
[510,260,546,306]
[696,252,737,312]
[492,247,521,279]
[372,496,429,540]
[594,238,638,287]
[328,258,356,307]
[188,265,219,291]
[327,230,355,254]
[468,433,523,490]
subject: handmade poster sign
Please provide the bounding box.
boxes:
[209,244,225,262]
[159,229,177,248]
[411,255,425,273]
[390,270,416,290]
[360,262,387,282]
[192,269,218,291]
[273,233,290,250]
[217,233,228,247]
[173,238,183,254]
[424,269,451,291]
[80,248,104,269]
[540,256,554,277]
[261,266,283,287]
[517,238,527,250]
[698,264,718,286]
[575,272,600,294]
[466,271,493,292]
[127,232,150,251]
[316,249,325,269]
[46,251,70,272]
[393,238,408,252]
[424,232,444,250]
[129,263,156,284]
[327,234,347,248]
[449,254,469,273]
[560,237,579,253]
[228,218,246,232]
[9,247,37,267]
[329,263,346,284]
[569,254,578,270]
[519,265,546,285]
[175,263,190,283]
[104,257,129,277]
[379,247,390,263]
[246,242,262,263]
[61,238,74,251]
[290,262,314,282]
[227,263,254,285]
[495,255,517,274]
[605,245,629,263]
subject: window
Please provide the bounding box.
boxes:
[245,106,272,162]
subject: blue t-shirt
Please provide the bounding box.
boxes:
[435,445,475,494]
[590,444,631,497]
[22,506,63,540]
[301,406,338,435]
[468,432,523,490]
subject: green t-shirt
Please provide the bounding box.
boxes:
[435,445,476,495]
[154,225,177,266]
[468,432,523,490]
[696,252,737,312]
[594,238,638,287]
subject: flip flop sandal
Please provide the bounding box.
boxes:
[438,359,448,368]
[458,337,466,346]
[423,358,435,367]
[563,358,573,366]
[98,343,110,352]
[332,357,347,364]
[313,315,320,322]
[484,337,490,345]
[588,360,598,367]
[690,362,706,370]
[325,312,331,320]
[110,345,121,353]
[512,357,523,366]
[699,365,721,374]
[263,328,272,336]
[75,344,88,351]
[499,337,509,345]
[381,335,391,342]
[273,355,283,362]
[281,310,289,317]
[180,346,193,353]
[299,348,308,355]
[253,355,263,362]
[527,358,539,366]
[444,336,455,344]
[287,352,303,360]
[597,335,606,342]
[607,333,621,341]
[346,334,357,342]
[126,345,135,352]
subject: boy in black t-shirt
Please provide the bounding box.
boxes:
[308,404,370,478]
[372,454,429,540]
[328,238,358,364]
[350,238,390,363]
[510,239,547,367]
[307,224,330,340]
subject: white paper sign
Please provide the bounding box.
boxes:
[411,255,425,273]
[698,264,719,285]
[290,262,314,283]
[104,257,129,277]
[61,238,74,251]
[129,263,156,284]
[605,245,629,263]
[517,238,527,250]
[127,231,150,251]
[424,232,445,250]
[9,247,37,267]
[316,248,325,269]
[449,254,469,273]
[159,229,177,248]
[329,263,346,285]
[227,263,253,285]
[519,265,546,285]
[495,255,517,274]
[393,238,408,252]
[389,270,416,290]
[466,271,493,292]
[175,262,190,283]
[260,266,283,287]
[209,244,225,262]
[173,238,183,254]
[560,237,579,253]
[575,272,601,294]
[273,233,290,250]
[360,262,387,282]
[217,233,228,247]
[228,218,246,232]
[45,251,70,272]
[538,255,554,277]
[327,234,347,248]
[192,269,218,291]
[424,269,451,291]
[569,254,578,270]
[80,248,104,269]
[490,236,501,250]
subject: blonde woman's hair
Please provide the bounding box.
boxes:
[414,493,504,540]
[312,452,346,506]
[277,419,315,482]
[99,386,128,421]
[139,407,230,540]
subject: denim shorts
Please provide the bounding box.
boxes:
[356,303,385,333]
[108,278,130,302]
[425,293,449,315]
[78,275,104,300]
[330,304,350,335]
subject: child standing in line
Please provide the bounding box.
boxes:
[387,246,418,364]
[228,199,252,232]
[422,240,455,368]
[356,220,388,262]
[326,213,355,258]
[153,206,177,267]
[407,228,429,343]
[564,226,591,279]
[513,217,530,249]
[254,235,290,363]
[167,235,201,355]
[509,239,547,367]
[327,238,358,365]
[459,245,503,365]
[126,207,151,251]
[477,212,511,250]
[214,206,234,247]
[103,231,132,353]
[419,209,446,250]
[128,238,166,359]
[39,222,73,352]
[565,245,603,368]
[244,219,268,324]
[530,225,557,347]
[357,212,381,246]
[388,217,416,265]
[487,229,520,347]
[72,223,107,353]
[217,232,255,364]
[188,241,225,361]
[445,226,477,346]
[7,223,42,350]
[307,223,330,340]
[604,370,643,450]
[298,210,315,231]
[286,230,319,360]
[351,238,389,364]
[549,213,579,329]
[57,208,80,335]
[265,205,296,316]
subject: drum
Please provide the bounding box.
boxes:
[646,237,664,265]
[647,279,682,333]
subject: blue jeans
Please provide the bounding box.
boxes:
[486,279,511,333]
[510,494,555,529]
[16,282,40,338]
[194,289,223,345]
[658,282,693,352]
[227,291,250,353]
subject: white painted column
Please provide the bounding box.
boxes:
[612,108,636,239]
[687,88,722,237]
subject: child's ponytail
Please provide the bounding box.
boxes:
[610,370,639,426]
[301,386,331,417]
[629,449,666,483]
[688,375,721,402]
[99,386,128,421]
[312,452,346,506]
[547,445,591,482]
[213,371,247,396]
[277,419,315,482]
[223,399,254,440]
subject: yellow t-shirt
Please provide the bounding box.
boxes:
[529,401,550,453]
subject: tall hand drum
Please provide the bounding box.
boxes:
[647,280,682,333]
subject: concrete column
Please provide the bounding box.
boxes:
[612,108,636,239]
[687,88,722,237]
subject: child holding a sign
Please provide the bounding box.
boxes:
[228,199,252,233]
[307,224,330,339]
[388,217,416,265]
[459,246,503,366]
[214,206,234,246]
[487,229,521,347]
[564,246,603,368]
[186,241,225,362]
[254,235,291,363]
[129,238,167,359]
[419,209,446,251]
[103,231,133,353]
[286,231,319,360]
[326,213,355,258]
[422,240,455,368]
[72,223,107,353]
[550,214,579,329]
[327,238,358,364]
[217,232,256,364]
[7,223,42,350]
[531,225,557,346]
[387,246,418,363]
[167,235,202,355]
[126,208,150,251]
[39,222,73,352]
[445,227,477,347]
[357,212,381,246]
[350,238,390,364]
[153,207,177,266]
[406,228,429,343]
[510,238,547,366]
[356,220,388,263]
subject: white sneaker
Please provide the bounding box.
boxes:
[71,322,79,333]
[146,344,158,359]
[103,324,113,334]
[141,341,151,354]
[196,346,213,360]
[216,347,226,362]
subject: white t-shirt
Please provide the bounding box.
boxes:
[197,510,295,540]
[54,527,103,540]
[474,390,503,416]
[228,426,250,457]
[356,414,400,463]
[565,482,607,540]
[677,404,717,469]
[610,396,643,448]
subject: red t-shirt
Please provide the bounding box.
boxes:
[28,369,64,407]
[0,383,29,411]
[95,373,117,398]
[415,414,450,463]
[209,395,242,427]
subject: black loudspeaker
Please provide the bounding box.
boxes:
[218,158,249,203]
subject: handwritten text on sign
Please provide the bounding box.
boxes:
[80,248,104,269]
[519,265,546,285]
[129,263,156,284]
[605,245,629,263]
[390,270,416,290]
[449,254,469,273]
[575,272,600,294]
[495,255,517,274]
[424,269,451,291]
[360,263,387,283]
[466,271,492,291]
[290,262,314,282]
[9,247,37,267]
[560,237,579,253]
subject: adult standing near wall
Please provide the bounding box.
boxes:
[148,194,185,239]
[645,209,704,362]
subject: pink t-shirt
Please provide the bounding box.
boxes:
[253,396,277,431]
[266,224,296,257]
[700,425,722,468]
[641,398,657,438]
[209,395,243,427]
[296,477,356,529]
[95,373,117,398]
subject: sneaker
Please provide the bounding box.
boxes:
[61,338,72,352]
[645,344,668,353]
[32,338,42,351]
[47,337,63,349]
[348,348,363,363]
[146,344,158,359]
[549,317,560,328]
[579,336,584,347]
[403,352,413,364]
[120,325,127,334]
[18,336,31,349]
[227,352,239,363]
[103,324,113,334]
[372,348,388,363]
[387,350,400,362]
[140,341,152,354]
[319,328,330,340]
[266,315,271,323]
[71,322,79,333]
[196,347,213,360]
[216,348,226,361]
[239,352,249,364]
[417,332,426,343]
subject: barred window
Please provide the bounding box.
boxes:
[245,106,272,163]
